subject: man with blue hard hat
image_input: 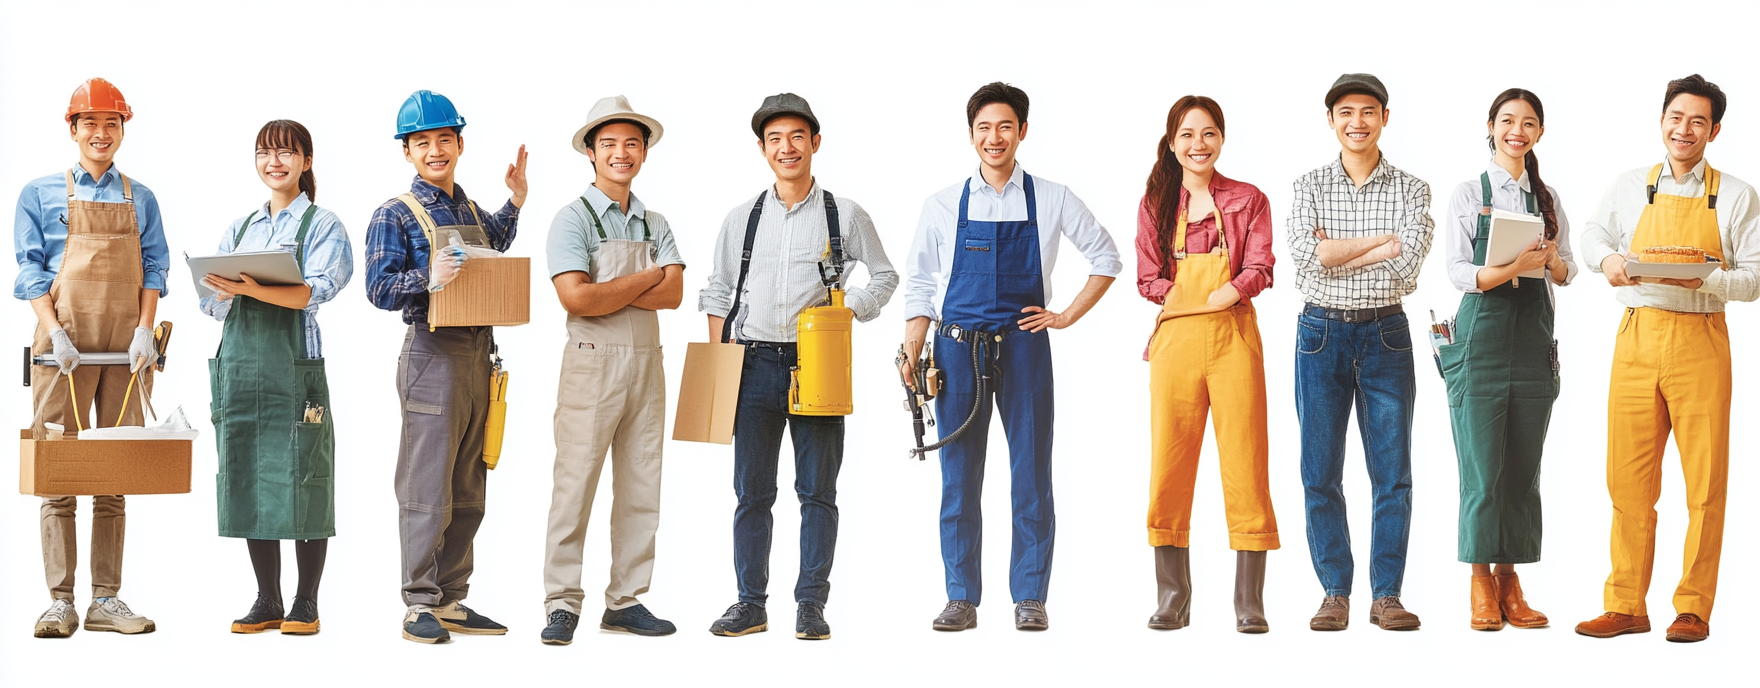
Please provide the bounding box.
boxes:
[364,89,529,644]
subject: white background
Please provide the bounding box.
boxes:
[2,0,1754,684]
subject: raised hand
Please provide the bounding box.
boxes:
[506,144,529,207]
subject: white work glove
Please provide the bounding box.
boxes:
[427,240,469,293]
[49,328,80,375]
[128,326,156,373]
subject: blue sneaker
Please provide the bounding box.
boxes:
[602,604,677,636]
[435,601,507,635]
[540,609,579,646]
[403,611,450,644]
[708,602,767,637]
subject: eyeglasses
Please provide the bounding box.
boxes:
[255,149,302,162]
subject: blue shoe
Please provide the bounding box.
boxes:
[435,601,507,636]
[708,602,767,637]
[602,604,677,636]
[796,602,831,640]
[402,611,450,644]
[540,609,579,646]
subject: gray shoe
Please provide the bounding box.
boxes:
[84,597,155,634]
[34,599,78,638]
[1013,600,1049,631]
[1369,596,1421,631]
[932,600,978,631]
[1309,596,1349,631]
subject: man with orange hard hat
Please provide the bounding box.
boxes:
[15,77,170,638]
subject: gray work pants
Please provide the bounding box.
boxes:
[395,325,494,609]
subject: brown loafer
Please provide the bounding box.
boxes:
[1469,576,1503,631]
[1369,596,1420,630]
[1309,596,1349,631]
[1575,612,1650,638]
[1494,572,1547,628]
[1665,613,1709,643]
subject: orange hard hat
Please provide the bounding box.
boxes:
[66,77,132,122]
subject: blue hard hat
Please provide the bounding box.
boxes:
[395,90,467,140]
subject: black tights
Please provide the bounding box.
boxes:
[246,538,328,604]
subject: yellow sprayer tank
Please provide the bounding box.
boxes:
[792,289,854,416]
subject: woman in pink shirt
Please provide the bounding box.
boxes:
[1137,96,1279,633]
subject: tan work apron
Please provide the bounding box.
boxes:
[543,201,668,613]
[31,169,150,437]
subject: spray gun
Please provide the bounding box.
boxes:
[896,341,940,457]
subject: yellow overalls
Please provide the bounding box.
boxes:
[1146,208,1278,551]
[1603,164,1731,620]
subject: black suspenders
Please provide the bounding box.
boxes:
[720,189,842,344]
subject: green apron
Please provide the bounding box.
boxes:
[213,205,336,540]
[1438,173,1558,564]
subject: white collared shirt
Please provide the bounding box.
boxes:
[1444,161,1577,295]
[1580,158,1760,312]
[903,163,1123,322]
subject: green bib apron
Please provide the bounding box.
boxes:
[212,205,336,539]
[1438,173,1558,564]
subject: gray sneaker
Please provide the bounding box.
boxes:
[34,599,78,638]
[85,597,156,634]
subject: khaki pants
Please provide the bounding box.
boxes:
[543,342,665,613]
[41,496,125,600]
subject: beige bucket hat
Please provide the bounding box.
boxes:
[572,95,664,155]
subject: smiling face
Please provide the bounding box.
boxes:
[970,102,1027,173]
[256,143,310,195]
[588,121,647,185]
[402,127,463,187]
[1661,93,1720,170]
[1172,107,1223,177]
[1327,93,1387,155]
[70,113,125,168]
[760,115,819,183]
[1489,98,1544,165]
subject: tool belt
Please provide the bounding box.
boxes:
[1302,303,1403,324]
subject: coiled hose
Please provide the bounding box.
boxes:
[908,332,990,459]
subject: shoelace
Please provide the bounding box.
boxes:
[940,601,969,615]
[799,604,825,624]
[1674,614,1699,626]
[1320,597,1347,611]
[41,600,73,622]
[622,605,656,621]
[547,610,576,628]
[1378,597,1404,610]
[725,602,753,618]
[1019,601,1045,614]
[102,598,138,618]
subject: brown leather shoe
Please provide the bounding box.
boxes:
[1369,596,1420,630]
[1665,613,1709,643]
[1574,612,1650,638]
[1494,572,1547,628]
[1469,575,1502,631]
[1308,596,1349,631]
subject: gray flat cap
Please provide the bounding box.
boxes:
[1325,73,1389,109]
[751,93,820,138]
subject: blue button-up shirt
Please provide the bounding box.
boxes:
[365,177,519,324]
[198,193,353,357]
[13,164,171,300]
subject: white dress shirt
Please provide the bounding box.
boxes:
[1579,158,1760,312]
[1444,161,1577,297]
[697,181,897,343]
[903,163,1123,322]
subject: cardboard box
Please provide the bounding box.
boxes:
[430,256,530,328]
[19,429,192,496]
[672,342,746,444]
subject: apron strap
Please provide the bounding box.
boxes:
[1474,172,1493,266]
[1022,173,1038,226]
[396,193,440,248]
[64,170,76,202]
[234,211,258,248]
[823,190,843,288]
[1172,193,1228,261]
[1707,165,1721,209]
[292,204,317,269]
[580,195,652,242]
[1645,164,1664,204]
[467,200,483,227]
[120,174,133,203]
[722,193,766,343]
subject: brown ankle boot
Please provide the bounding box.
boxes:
[1470,575,1503,631]
[1147,546,1190,630]
[1494,572,1547,628]
[1234,550,1268,633]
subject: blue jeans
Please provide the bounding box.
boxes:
[1294,307,1415,599]
[732,343,843,607]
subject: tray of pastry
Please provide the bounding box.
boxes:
[1624,246,1722,280]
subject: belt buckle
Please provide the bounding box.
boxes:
[1342,309,1364,324]
[947,324,964,342]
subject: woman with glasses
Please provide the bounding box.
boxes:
[199,120,352,635]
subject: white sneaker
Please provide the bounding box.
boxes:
[85,597,156,634]
[34,599,78,638]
